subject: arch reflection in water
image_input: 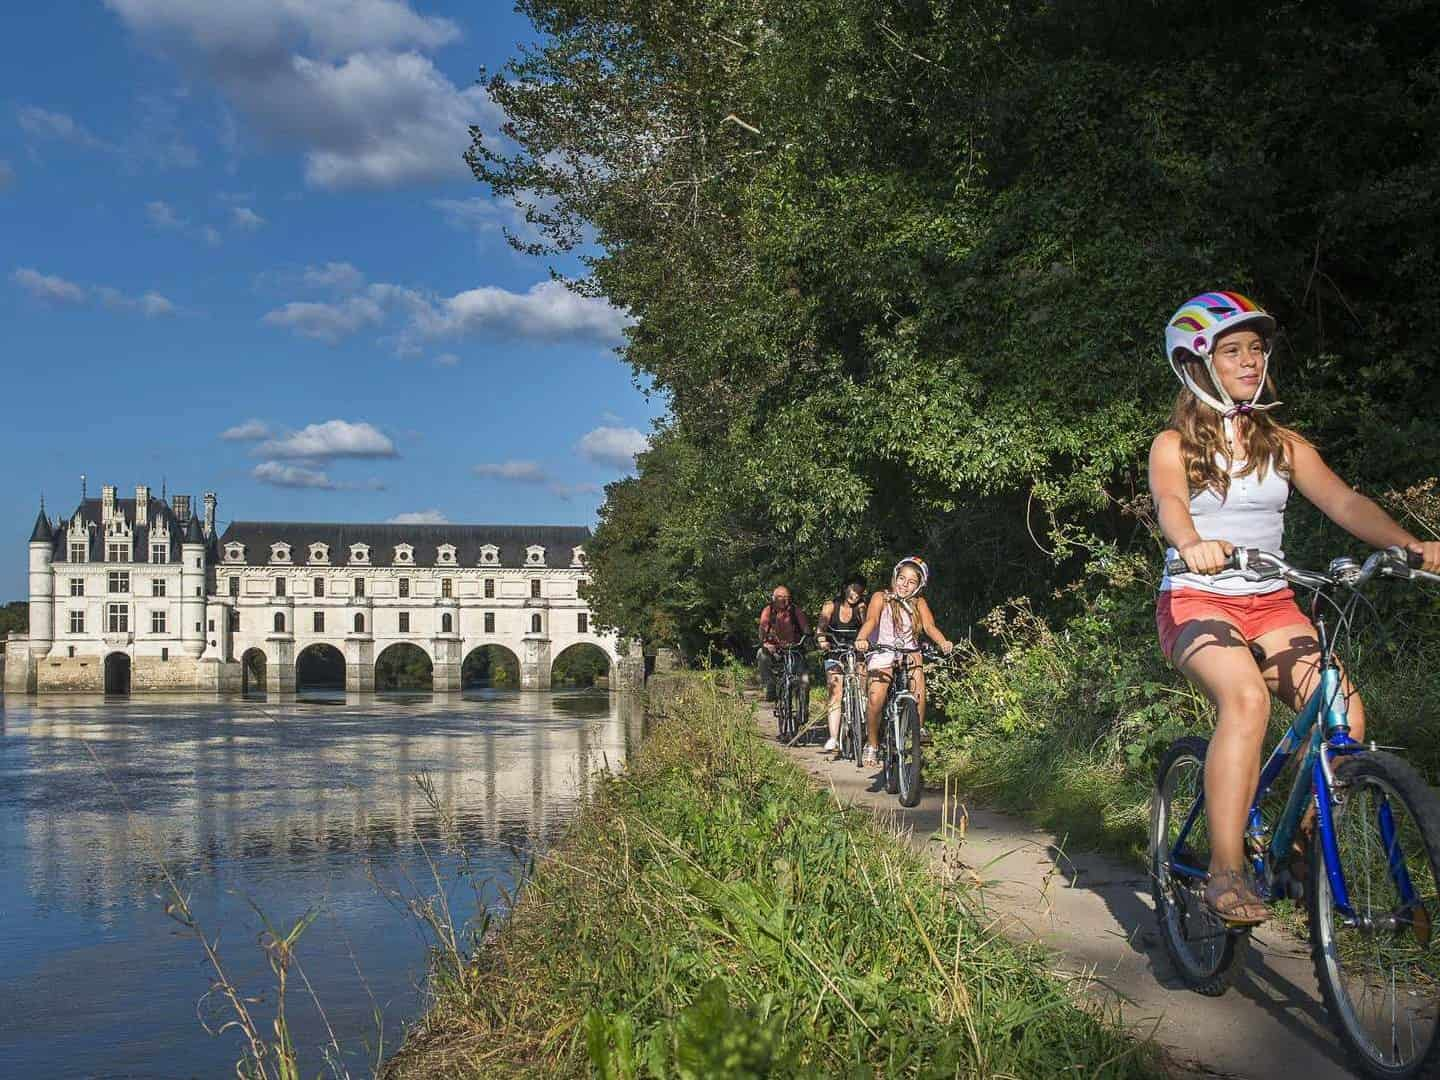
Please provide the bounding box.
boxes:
[0,690,643,1078]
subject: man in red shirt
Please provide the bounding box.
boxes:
[757,585,809,701]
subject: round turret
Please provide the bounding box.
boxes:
[28,505,55,656]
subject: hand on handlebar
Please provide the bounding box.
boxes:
[1408,541,1440,575]
[1177,539,1234,575]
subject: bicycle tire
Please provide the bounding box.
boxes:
[775,675,794,742]
[897,698,922,807]
[789,675,807,745]
[1150,736,1248,995]
[883,704,899,795]
[1309,751,1440,1079]
[848,681,867,769]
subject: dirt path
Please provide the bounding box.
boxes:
[758,705,1355,1079]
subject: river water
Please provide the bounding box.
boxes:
[0,689,641,1079]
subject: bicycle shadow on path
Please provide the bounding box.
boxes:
[756,699,1353,1080]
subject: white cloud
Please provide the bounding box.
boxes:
[409,280,630,346]
[0,160,14,189]
[202,225,223,246]
[11,267,86,304]
[262,294,385,343]
[262,275,628,349]
[253,461,337,489]
[231,206,265,229]
[577,425,648,469]
[12,268,176,315]
[104,0,500,190]
[549,481,603,501]
[387,509,448,524]
[256,419,396,459]
[146,199,187,229]
[302,260,365,291]
[16,106,113,151]
[221,419,271,441]
[434,352,460,367]
[473,460,549,483]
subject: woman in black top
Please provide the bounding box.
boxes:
[816,575,867,754]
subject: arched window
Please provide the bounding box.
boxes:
[530,613,542,634]
[354,612,365,633]
[274,612,286,633]
[442,612,453,634]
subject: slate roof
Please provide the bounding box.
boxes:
[29,508,53,544]
[216,522,592,569]
[52,498,194,564]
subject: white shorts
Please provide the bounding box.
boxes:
[865,649,897,672]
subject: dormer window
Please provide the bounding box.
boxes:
[571,545,586,568]
[394,543,414,565]
[479,544,500,566]
[436,544,457,565]
[224,542,246,564]
[269,542,292,564]
[349,543,370,564]
[525,545,546,567]
[308,543,330,565]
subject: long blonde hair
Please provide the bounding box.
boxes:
[1169,362,1309,498]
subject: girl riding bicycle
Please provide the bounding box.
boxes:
[855,557,953,769]
[1150,289,1440,925]
[816,574,867,755]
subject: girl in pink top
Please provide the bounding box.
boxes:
[855,557,953,768]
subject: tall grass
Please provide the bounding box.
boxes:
[384,673,1158,1079]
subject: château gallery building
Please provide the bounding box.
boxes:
[5,482,639,696]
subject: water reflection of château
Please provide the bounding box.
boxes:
[10,692,643,923]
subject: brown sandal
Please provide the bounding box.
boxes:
[1204,868,1269,926]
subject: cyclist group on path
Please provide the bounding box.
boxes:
[755,288,1440,931]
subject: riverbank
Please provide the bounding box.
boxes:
[386,672,1158,1078]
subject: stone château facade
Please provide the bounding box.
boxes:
[5,483,637,695]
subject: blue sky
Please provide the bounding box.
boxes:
[0,0,661,601]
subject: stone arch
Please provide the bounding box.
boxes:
[104,652,132,695]
[295,642,346,692]
[461,643,521,689]
[375,641,432,691]
[551,642,612,688]
[241,647,267,696]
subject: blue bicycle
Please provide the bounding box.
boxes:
[1151,546,1440,1078]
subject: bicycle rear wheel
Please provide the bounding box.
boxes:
[896,699,922,807]
[1310,751,1440,1079]
[1150,736,1247,995]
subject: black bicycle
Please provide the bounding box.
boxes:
[770,640,810,744]
[824,640,866,765]
[876,644,934,807]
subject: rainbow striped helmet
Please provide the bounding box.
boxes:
[1165,290,1279,419]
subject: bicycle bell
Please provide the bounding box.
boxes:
[1327,556,1361,584]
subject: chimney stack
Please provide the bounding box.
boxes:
[203,492,217,538]
[101,484,117,523]
[173,493,192,522]
[135,485,150,526]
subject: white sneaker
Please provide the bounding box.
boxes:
[823,737,838,752]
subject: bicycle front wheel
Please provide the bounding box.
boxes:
[896,699,922,807]
[788,675,807,744]
[1310,751,1440,1079]
[775,677,794,742]
[1150,736,1247,995]
[847,681,867,769]
[882,706,899,795]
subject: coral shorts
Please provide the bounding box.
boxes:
[1156,587,1313,661]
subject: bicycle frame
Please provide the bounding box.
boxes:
[1166,611,1417,920]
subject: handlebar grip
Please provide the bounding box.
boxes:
[1164,548,1260,576]
[1408,547,1426,570]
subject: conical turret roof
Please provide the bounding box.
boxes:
[183,514,205,544]
[30,507,54,543]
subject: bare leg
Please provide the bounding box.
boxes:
[866,667,892,750]
[1253,624,1365,741]
[1173,620,1271,875]
[826,670,843,742]
[912,659,926,726]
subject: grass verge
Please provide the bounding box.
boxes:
[384,672,1159,1079]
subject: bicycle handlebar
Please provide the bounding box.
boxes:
[1165,545,1440,590]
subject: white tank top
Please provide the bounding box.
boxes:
[1162,459,1289,597]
